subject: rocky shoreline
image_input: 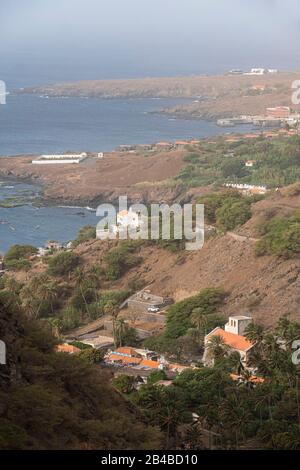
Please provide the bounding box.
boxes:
[20,72,300,121]
[0,149,188,209]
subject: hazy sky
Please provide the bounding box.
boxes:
[1,0,300,86]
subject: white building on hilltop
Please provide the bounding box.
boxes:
[117,208,141,229]
[97,207,145,239]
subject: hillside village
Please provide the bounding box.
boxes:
[1,129,300,450]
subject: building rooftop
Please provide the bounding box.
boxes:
[206,327,254,352]
[55,343,81,354]
[228,315,253,320]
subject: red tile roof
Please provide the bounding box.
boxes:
[109,354,142,365]
[55,343,81,354]
[206,328,254,352]
[114,347,141,357]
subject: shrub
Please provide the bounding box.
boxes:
[165,288,226,339]
[147,369,168,385]
[118,325,139,347]
[255,212,300,258]
[216,199,252,231]
[104,242,142,280]
[113,374,136,394]
[197,190,252,230]
[69,341,92,350]
[4,245,37,270]
[221,159,249,178]
[47,251,80,276]
[72,225,96,247]
[59,307,81,331]
[98,290,130,313]
[79,348,104,364]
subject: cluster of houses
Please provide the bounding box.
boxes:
[116,139,200,153]
[228,68,278,76]
[104,347,187,375]
[218,106,300,129]
[57,314,264,387]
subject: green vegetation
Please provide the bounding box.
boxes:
[4,244,37,271]
[47,251,81,276]
[176,136,300,188]
[69,341,92,350]
[145,288,226,361]
[165,288,225,339]
[19,274,62,318]
[125,318,300,449]
[114,317,139,348]
[147,369,168,385]
[0,288,161,450]
[113,375,136,394]
[256,211,300,258]
[104,241,142,280]
[98,290,130,312]
[198,190,254,231]
[72,225,96,247]
[78,347,104,364]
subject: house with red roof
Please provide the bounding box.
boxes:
[203,316,256,367]
[55,343,81,355]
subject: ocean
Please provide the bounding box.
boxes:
[0,92,253,252]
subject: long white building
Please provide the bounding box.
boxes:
[32,153,87,164]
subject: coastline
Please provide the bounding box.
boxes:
[20,72,300,121]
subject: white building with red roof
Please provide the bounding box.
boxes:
[203,315,256,367]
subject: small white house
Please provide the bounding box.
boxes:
[117,208,141,229]
[245,160,256,167]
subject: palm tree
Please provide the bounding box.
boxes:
[115,318,127,347]
[207,335,229,362]
[74,267,90,315]
[228,351,244,375]
[221,393,251,448]
[47,317,62,338]
[245,322,264,343]
[104,301,119,347]
[43,281,59,314]
[86,265,101,301]
[191,308,208,345]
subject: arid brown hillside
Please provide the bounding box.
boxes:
[64,187,300,328]
[0,150,186,205]
[8,184,300,329]
[22,72,300,119]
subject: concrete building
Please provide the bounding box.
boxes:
[32,153,87,164]
[224,315,253,336]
